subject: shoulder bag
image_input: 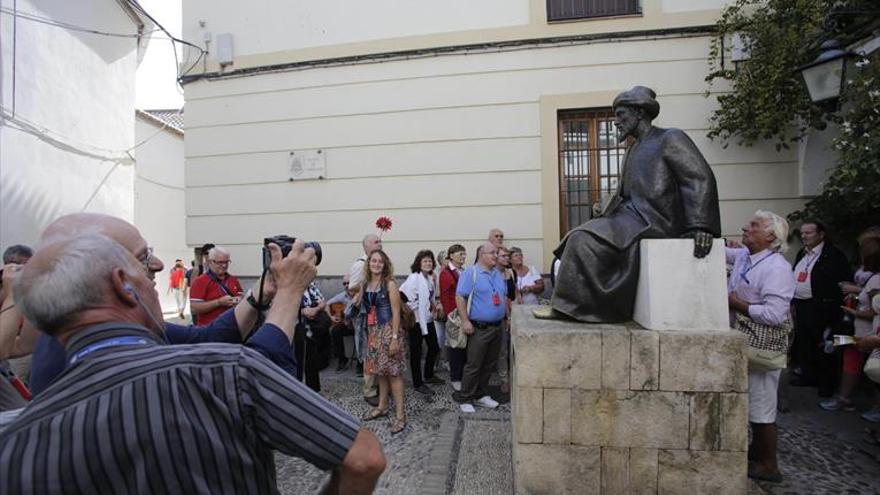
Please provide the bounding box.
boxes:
[444,267,476,349]
[865,348,880,384]
[734,312,792,371]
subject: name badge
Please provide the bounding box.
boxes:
[492,293,501,306]
[797,272,808,283]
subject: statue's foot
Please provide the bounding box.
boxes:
[532,306,564,320]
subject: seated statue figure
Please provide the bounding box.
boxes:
[536,86,721,323]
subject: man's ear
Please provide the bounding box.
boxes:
[110,269,138,307]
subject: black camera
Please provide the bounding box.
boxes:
[262,235,322,270]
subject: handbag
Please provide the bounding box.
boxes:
[865,348,880,384]
[444,267,477,349]
[734,312,792,371]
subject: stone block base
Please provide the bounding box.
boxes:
[511,306,748,494]
[633,239,729,331]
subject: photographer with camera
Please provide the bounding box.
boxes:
[1,232,386,494]
[25,214,296,397]
[190,246,244,326]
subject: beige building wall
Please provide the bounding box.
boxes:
[182,1,803,276]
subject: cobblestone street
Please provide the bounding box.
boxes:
[271,358,880,494]
[274,362,512,495]
[750,371,880,494]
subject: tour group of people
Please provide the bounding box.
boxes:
[723,213,880,483]
[2,211,879,491]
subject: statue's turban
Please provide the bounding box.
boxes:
[612,86,660,120]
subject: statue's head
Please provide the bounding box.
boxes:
[612,86,660,140]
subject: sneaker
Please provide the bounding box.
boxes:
[475,395,499,409]
[414,384,435,396]
[451,381,462,391]
[460,403,476,413]
[861,408,880,423]
[451,391,470,403]
[819,396,854,412]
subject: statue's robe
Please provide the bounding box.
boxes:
[552,126,721,322]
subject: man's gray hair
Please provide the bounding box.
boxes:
[14,234,140,335]
[208,246,230,260]
[754,210,789,254]
[2,245,33,264]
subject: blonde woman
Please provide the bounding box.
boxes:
[354,250,407,434]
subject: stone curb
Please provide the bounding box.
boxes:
[421,412,461,495]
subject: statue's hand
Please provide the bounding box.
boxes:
[681,230,713,259]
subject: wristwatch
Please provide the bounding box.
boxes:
[246,289,270,311]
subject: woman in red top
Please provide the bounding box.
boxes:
[439,244,467,391]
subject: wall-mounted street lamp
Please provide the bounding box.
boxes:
[797,39,855,104]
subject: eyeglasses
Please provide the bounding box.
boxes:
[211,259,231,266]
[137,247,155,272]
[342,282,350,287]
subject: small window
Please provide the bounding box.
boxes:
[557,108,627,236]
[547,0,641,22]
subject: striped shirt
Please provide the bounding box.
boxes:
[0,322,361,494]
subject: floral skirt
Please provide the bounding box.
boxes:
[364,322,407,377]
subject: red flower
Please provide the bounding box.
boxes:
[375,216,393,232]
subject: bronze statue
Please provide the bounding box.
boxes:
[535,86,721,323]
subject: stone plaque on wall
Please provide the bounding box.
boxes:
[288,149,325,180]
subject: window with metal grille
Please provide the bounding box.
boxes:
[547,0,641,22]
[557,108,627,236]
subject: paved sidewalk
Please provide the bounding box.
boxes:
[271,360,880,494]
[273,362,511,495]
[750,371,880,494]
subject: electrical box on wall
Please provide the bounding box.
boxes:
[216,33,234,67]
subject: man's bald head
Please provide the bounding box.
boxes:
[14,234,143,335]
[42,213,162,278]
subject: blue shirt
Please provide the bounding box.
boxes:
[456,265,507,323]
[28,308,296,396]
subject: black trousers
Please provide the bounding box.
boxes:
[447,347,466,382]
[792,298,839,394]
[294,320,329,393]
[330,323,354,361]
[408,321,440,387]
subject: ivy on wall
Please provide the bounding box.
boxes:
[705,0,879,238]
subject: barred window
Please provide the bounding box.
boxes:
[557,108,627,236]
[547,0,641,22]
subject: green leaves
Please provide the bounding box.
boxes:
[706,0,880,237]
[706,0,829,148]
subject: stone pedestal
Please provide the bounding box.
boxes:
[633,239,729,331]
[511,306,749,495]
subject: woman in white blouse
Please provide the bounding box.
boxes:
[510,247,544,305]
[400,250,443,395]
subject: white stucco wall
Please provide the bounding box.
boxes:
[1,0,140,252]
[134,116,189,314]
[184,0,530,56]
[182,34,802,276]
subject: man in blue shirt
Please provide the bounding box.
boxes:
[452,241,507,408]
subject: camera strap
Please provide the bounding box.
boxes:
[207,270,235,297]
